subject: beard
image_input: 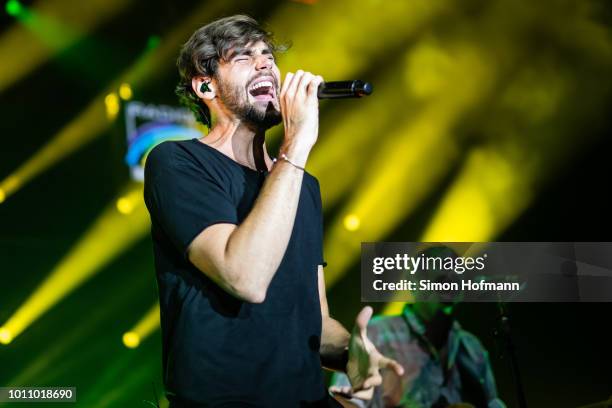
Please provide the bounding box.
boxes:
[217,77,282,130]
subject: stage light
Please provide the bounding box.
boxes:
[382,302,410,316]
[146,35,160,50]
[0,0,132,92]
[5,0,22,16]
[4,288,138,388]
[270,0,448,79]
[305,40,477,211]
[0,327,13,344]
[262,0,452,148]
[105,92,120,120]
[0,188,6,203]
[343,214,360,232]
[0,0,239,203]
[0,183,150,342]
[122,303,160,349]
[119,83,133,100]
[379,149,532,316]
[122,332,140,349]
[321,41,492,288]
[116,188,142,215]
[406,41,455,99]
[116,198,132,214]
[422,148,531,242]
[306,66,407,208]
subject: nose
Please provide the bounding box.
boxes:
[254,53,273,71]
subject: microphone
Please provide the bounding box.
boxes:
[317,80,373,99]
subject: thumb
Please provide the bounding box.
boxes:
[355,306,373,337]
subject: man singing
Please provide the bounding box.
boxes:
[143,15,403,407]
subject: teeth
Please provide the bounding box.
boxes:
[249,80,274,91]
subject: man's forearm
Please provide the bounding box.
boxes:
[223,155,306,295]
[320,316,351,371]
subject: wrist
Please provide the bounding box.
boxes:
[280,138,311,167]
[273,154,305,172]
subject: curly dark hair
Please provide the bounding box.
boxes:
[175,15,286,128]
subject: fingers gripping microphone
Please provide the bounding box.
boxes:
[317,80,373,99]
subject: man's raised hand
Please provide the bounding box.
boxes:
[346,306,404,395]
[278,70,323,167]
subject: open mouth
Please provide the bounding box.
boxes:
[248,78,276,102]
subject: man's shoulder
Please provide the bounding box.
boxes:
[146,139,199,164]
[456,326,490,360]
[146,139,224,176]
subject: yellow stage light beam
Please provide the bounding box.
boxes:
[381,8,612,318]
[322,40,495,289]
[379,147,535,317]
[0,328,12,344]
[269,0,449,78]
[421,148,533,243]
[0,0,242,203]
[322,1,598,318]
[5,276,143,388]
[0,0,133,92]
[122,302,160,349]
[416,64,576,245]
[275,1,554,213]
[417,15,603,245]
[0,183,149,343]
[260,0,453,146]
[311,0,609,217]
[307,61,420,209]
[307,32,482,209]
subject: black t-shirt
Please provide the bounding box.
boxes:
[143,139,334,407]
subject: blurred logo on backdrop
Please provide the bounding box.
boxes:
[124,101,203,181]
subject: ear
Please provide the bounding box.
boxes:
[192,76,216,101]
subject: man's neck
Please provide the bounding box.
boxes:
[202,117,273,171]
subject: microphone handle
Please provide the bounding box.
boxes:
[317,80,373,99]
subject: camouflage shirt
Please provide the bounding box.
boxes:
[331,306,506,408]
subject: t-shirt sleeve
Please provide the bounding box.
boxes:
[143,142,238,257]
[313,176,327,268]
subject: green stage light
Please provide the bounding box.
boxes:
[0,0,132,93]
[146,35,160,50]
[5,0,22,16]
[0,0,232,202]
[0,183,150,343]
